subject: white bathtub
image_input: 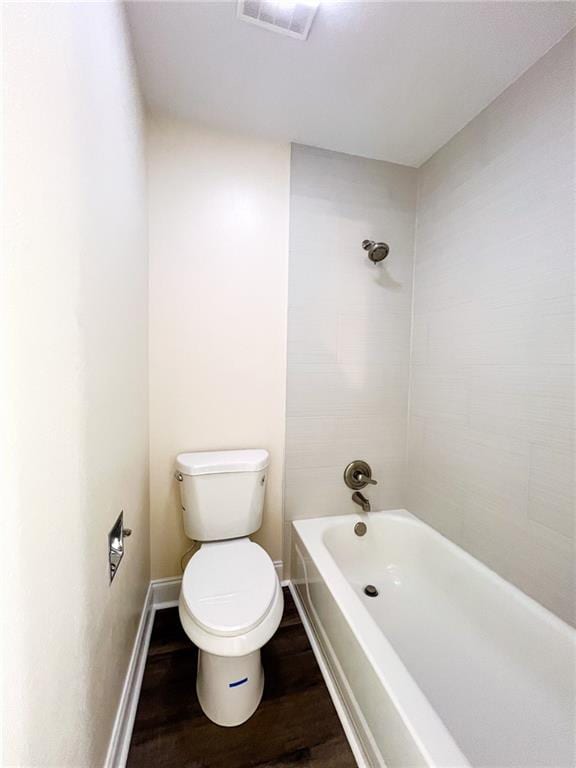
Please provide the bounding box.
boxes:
[291,510,575,768]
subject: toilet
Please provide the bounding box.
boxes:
[175,449,284,727]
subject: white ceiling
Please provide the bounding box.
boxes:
[126,1,575,167]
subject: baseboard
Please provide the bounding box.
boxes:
[105,583,154,768]
[288,582,369,768]
[106,560,285,767]
[105,577,177,768]
[151,575,182,608]
[274,560,284,583]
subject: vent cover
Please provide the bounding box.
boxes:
[237,0,320,41]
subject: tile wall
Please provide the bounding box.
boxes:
[285,33,574,623]
[285,34,574,623]
[284,144,417,569]
[407,31,575,623]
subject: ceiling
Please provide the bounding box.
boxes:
[126,1,575,167]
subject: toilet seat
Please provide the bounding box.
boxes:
[182,539,277,637]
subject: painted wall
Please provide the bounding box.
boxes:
[147,117,289,579]
[284,144,417,571]
[407,31,575,624]
[1,3,149,766]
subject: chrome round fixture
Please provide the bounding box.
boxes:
[364,584,379,597]
[344,459,378,490]
[362,239,390,263]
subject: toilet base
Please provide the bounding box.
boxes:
[196,649,264,727]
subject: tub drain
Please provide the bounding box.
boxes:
[364,584,378,597]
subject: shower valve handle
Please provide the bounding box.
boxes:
[355,473,377,486]
[344,460,378,490]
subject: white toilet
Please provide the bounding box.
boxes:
[175,449,284,727]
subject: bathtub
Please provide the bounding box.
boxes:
[291,510,575,768]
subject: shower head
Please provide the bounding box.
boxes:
[362,239,389,264]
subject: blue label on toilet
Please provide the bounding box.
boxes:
[228,677,248,688]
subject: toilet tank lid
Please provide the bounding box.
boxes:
[176,449,269,476]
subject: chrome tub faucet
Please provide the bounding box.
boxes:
[351,491,371,512]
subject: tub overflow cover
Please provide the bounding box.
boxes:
[364,585,378,597]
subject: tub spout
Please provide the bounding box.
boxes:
[352,491,371,512]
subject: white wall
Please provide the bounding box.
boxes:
[285,145,417,571]
[1,3,149,765]
[147,117,289,579]
[407,31,575,624]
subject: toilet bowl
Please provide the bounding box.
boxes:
[175,448,283,726]
[179,538,284,726]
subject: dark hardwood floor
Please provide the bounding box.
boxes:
[127,588,357,768]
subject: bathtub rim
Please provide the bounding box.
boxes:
[292,508,576,768]
[301,509,574,639]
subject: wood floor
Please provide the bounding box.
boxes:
[127,588,357,768]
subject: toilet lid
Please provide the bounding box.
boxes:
[182,539,277,637]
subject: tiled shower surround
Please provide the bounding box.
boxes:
[284,145,417,560]
[284,145,417,569]
[407,32,575,623]
[285,31,575,624]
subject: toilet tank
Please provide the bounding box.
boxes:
[175,449,269,541]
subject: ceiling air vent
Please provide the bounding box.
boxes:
[237,0,320,41]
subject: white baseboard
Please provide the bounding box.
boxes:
[274,559,284,583]
[105,583,154,768]
[288,582,368,768]
[151,576,182,608]
[106,560,284,767]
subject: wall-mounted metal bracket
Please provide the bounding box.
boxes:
[108,510,132,584]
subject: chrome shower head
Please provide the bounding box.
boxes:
[362,239,390,264]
